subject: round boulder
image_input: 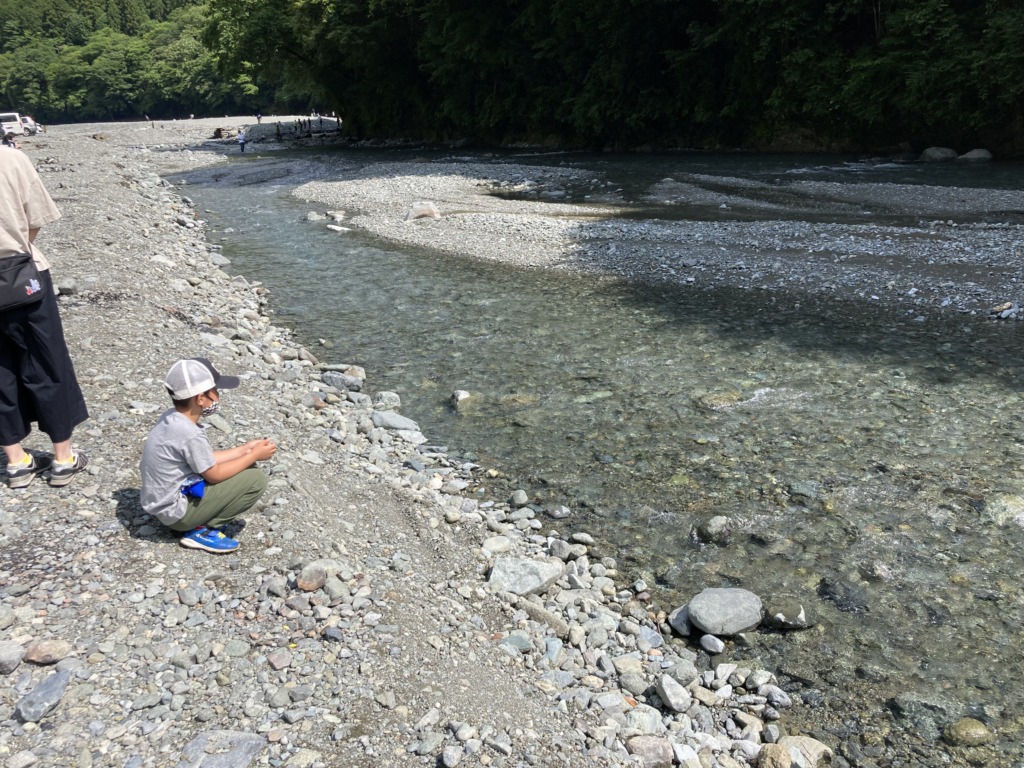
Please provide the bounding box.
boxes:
[687,587,763,636]
[919,146,958,162]
[944,717,994,747]
[956,148,993,162]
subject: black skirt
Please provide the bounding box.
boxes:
[0,270,88,445]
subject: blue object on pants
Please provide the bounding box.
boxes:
[181,478,206,498]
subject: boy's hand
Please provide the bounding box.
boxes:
[250,438,277,461]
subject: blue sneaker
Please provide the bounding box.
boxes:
[179,526,239,553]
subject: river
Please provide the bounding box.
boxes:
[176,146,1024,765]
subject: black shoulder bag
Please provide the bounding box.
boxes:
[0,252,46,311]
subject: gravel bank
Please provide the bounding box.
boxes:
[295,159,1024,321]
[0,121,849,768]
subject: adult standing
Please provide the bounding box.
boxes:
[0,146,89,488]
[238,129,246,153]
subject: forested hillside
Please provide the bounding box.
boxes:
[3,0,1024,153]
[0,0,275,121]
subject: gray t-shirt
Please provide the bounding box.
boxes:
[140,409,215,525]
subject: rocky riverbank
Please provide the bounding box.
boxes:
[0,121,858,768]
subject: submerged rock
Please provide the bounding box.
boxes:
[943,717,994,746]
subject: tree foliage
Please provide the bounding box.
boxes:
[200,0,1024,151]
[0,0,278,122]
[0,0,1021,150]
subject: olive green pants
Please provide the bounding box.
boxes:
[168,468,268,532]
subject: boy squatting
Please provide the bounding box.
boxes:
[140,357,276,553]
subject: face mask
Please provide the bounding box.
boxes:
[200,400,220,418]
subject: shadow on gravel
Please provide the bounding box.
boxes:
[112,487,179,545]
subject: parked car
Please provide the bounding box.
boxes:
[20,116,38,135]
[0,112,21,136]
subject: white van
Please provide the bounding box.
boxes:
[0,112,26,135]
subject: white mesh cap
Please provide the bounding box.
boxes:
[164,357,240,400]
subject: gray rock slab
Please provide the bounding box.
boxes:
[370,410,418,431]
[14,669,71,722]
[687,587,763,636]
[513,597,570,638]
[626,735,673,768]
[488,557,564,596]
[174,730,266,768]
[655,674,691,712]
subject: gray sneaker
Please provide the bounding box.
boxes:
[49,451,88,487]
[7,455,52,490]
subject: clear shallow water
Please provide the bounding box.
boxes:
[179,151,1024,763]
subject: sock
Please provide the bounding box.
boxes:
[53,453,76,466]
[6,454,31,471]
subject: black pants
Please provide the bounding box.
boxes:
[0,271,88,445]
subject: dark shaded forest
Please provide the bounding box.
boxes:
[3,0,1023,153]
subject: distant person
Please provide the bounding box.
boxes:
[0,144,89,488]
[238,129,246,153]
[2,133,18,149]
[256,112,262,124]
[139,358,276,553]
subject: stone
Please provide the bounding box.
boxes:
[514,598,569,638]
[283,748,321,767]
[373,391,401,410]
[957,149,992,162]
[267,651,292,670]
[488,556,564,596]
[778,736,833,767]
[14,669,70,722]
[0,640,26,674]
[757,743,792,768]
[625,704,664,735]
[891,692,964,741]
[980,493,1024,526]
[700,634,725,654]
[416,731,445,754]
[654,673,691,712]
[667,604,691,636]
[765,596,815,630]
[687,588,763,635]
[919,147,958,162]
[8,751,40,768]
[371,410,419,431]
[406,201,441,220]
[760,684,793,708]
[482,535,512,554]
[322,371,362,392]
[297,558,349,591]
[625,735,673,767]
[442,745,463,767]
[23,639,73,665]
[943,717,994,746]
[177,730,266,768]
[668,659,699,686]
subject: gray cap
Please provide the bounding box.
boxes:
[164,357,240,400]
